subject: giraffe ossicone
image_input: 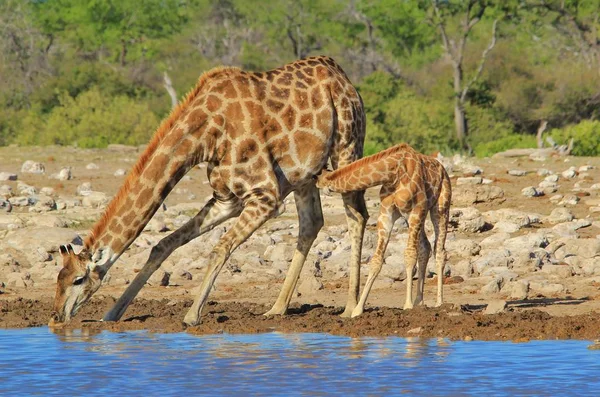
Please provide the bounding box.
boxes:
[49,56,368,327]
[316,143,452,316]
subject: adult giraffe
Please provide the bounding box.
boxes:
[49,56,368,327]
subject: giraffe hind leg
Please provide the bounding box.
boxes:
[413,228,431,307]
[265,185,324,316]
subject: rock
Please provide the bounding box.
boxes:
[114,169,126,177]
[148,271,170,286]
[8,196,35,207]
[172,214,192,228]
[21,160,45,174]
[82,191,109,208]
[483,300,507,314]
[145,218,168,233]
[508,169,528,176]
[551,219,591,238]
[50,167,72,181]
[30,195,56,212]
[0,199,11,213]
[450,207,485,233]
[480,232,511,248]
[581,259,600,276]
[545,174,560,183]
[472,249,512,274]
[107,144,137,152]
[545,207,574,224]
[537,169,552,176]
[561,167,577,179]
[0,172,17,181]
[557,239,600,260]
[528,281,564,296]
[542,264,573,278]
[521,186,543,197]
[40,187,55,196]
[17,182,36,195]
[6,272,32,288]
[508,280,529,300]
[503,232,548,253]
[452,185,504,205]
[297,274,323,295]
[480,278,502,294]
[483,209,540,229]
[456,176,483,185]
[77,182,93,196]
[558,194,579,206]
[86,163,99,170]
[447,239,481,258]
[264,243,294,262]
[381,255,407,281]
[451,259,474,278]
[460,164,483,176]
[1,227,81,254]
[579,165,594,172]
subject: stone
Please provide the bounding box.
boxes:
[558,194,579,206]
[480,232,511,248]
[483,209,540,228]
[148,271,170,286]
[40,187,55,196]
[82,191,109,208]
[508,280,529,300]
[537,169,552,176]
[493,221,521,233]
[503,233,548,253]
[0,199,11,213]
[579,165,594,172]
[30,194,56,212]
[558,239,600,260]
[521,186,543,197]
[452,185,505,205]
[0,172,17,181]
[545,174,560,183]
[447,239,481,258]
[21,160,45,174]
[480,278,502,294]
[450,207,485,233]
[51,167,72,181]
[456,176,483,185]
[77,182,93,196]
[264,243,294,262]
[114,169,126,177]
[472,249,512,274]
[561,167,577,179]
[8,196,34,207]
[1,227,81,254]
[541,264,573,278]
[381,256,407,281]
[17,182,36,195]
[508,169,528,176]
[86,163,99,170]
[528,281,564,296]
[145,218,169,233]
[451,259,474,278]
[551,219,591,238]
[28,215,67,228]
[6,272,31,288]
[483,300,507,314]
[545,207,574,224]
[297,274,323,295]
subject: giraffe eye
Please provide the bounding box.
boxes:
[73,276,85,286]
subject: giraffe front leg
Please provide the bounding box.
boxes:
[102,197,241,322]
[340,191,368,318]
[403,207,426,310]
[352,198,398,318]
[184,196,277,326]
[413,229,431,307]
[265,185,323,316]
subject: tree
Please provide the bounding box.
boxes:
[429,0,498,150]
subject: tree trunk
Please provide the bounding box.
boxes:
[163,72,178,109]
[452,64,467,146]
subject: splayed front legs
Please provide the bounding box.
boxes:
[264,185,324,316]
[102,197,241,322]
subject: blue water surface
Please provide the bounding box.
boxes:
[0,328,599,396]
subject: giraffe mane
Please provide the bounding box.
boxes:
[324,143,411,182]
[84,66,240,248]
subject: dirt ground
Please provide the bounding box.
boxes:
[1,145,600,341]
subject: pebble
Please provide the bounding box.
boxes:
[508,170,527,176]
[456,177,483,185]
[521,186,542,197]
[21,161,45,174]
[0,172,17,181]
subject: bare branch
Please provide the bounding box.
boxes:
[433,1,456,64]
[536,120,548,149]
[163,71,178,110]
[460,19,498,102]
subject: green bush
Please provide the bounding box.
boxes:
[14,87,159,148]
[473,134,537,157]
[549,120,600,156]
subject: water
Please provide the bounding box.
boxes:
[1,328,599,396]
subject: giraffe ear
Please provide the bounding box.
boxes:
[59,245,69,256]
[66,244,75,255]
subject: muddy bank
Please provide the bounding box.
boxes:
[2,297,600,341]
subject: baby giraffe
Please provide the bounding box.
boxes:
[316,143,451,317]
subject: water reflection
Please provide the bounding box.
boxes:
[1,328,599,395]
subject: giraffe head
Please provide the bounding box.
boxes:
[48,244,107,327]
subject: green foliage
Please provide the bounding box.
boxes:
[473,134,537,158]
[15,87,158,148]
[549,120,600,156]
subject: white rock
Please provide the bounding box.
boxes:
[456,177,483,185]
[545,207,574,224]
[537,169,552,176]
[77,182,93,196]
[450,207,485,233]
[558,194,579,206]
[21,160,45,174]
[0,172,17,181]
[297,274,323,295]
[545,174,560,183]
[114,169,126,177]
[447,239,481,258]
[0,198,11,212]
[561,168,577,179]
[579,165,594,172]
[508,280,529,300]
[508,169,528,176]
[264,243,294,262]
[522,186,543,197]
[557,239,600,260]
[504,232,548,253]
[40,187,55,196]
[8,196,34,207]
[528,281,564,296]
[542,264,573,278]
[480,278,502,294]
[51,167,72,181]
[86,163,99,170]
[81,191,109,208]
[17,182,36,195]
[484,300,507,314]
[480,232,511,248]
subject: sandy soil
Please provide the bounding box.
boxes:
[1,145,600,340]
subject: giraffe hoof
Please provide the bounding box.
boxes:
[263,307,286,316]
[350,308,363,318]
[340,307,355,318]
